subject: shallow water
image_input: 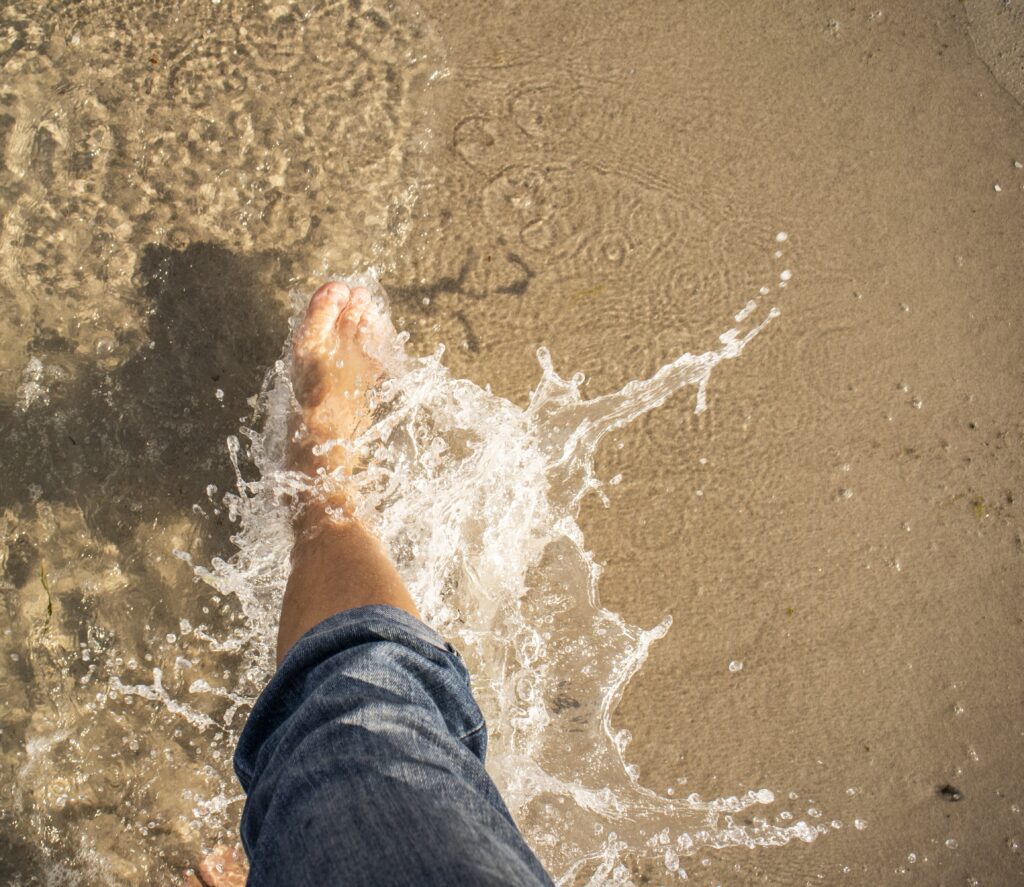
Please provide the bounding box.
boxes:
[190,272,814,884]
[2,0,1024,884]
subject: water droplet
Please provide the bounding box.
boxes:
[728,660,744,673]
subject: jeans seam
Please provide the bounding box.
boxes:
[457,720,486,744]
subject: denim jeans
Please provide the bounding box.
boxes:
[234,605,554,886]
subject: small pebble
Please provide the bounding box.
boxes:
[938,784,963,802]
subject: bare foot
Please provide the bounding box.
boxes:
[289,281,394,478]
[182,845,247,887]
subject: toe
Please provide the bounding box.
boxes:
[356,293,396,342]
[341,286,373,328]
[296,282,350,355]
[196,846,248,887]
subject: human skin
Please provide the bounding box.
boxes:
[186,282,418,885]
[275,280,420,664]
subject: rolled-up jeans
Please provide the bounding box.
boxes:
[234,605,554,886]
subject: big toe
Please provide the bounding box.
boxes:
[295,281,350,357]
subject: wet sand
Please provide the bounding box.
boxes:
[1,0,1022,883]
[405,1,1024,882]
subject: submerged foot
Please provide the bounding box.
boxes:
[288,280,394,478]
[183,845,247,887]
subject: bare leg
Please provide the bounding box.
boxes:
[186,282,418,885]
[276,280,419,664]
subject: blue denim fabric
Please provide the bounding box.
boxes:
[234,605,554,886]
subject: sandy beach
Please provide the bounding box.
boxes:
[1,0,1021,883]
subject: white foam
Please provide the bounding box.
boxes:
[188,270,826,879]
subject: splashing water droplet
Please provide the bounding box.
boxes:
[188,271,820,877]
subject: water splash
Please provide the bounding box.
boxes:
[195,271,823,883]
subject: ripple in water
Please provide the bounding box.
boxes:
[187,270,823,883]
